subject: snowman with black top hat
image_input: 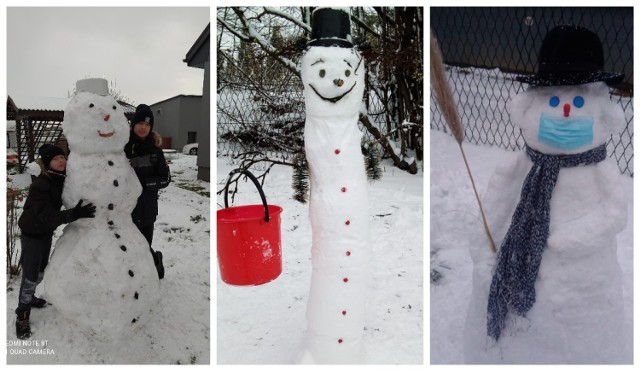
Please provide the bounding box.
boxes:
[296,7,371,364]
[463,25,629,363]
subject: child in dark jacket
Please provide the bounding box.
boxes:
[16,144,96,339]
[124,104,171,279]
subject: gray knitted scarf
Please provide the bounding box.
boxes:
[487,143,607,340]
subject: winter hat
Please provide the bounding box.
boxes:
[516,25,624,87]
[38,144,65,169]
[309,8,353,48]
[131,104,154,130]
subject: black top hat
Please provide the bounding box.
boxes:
[516,25,624,86]
[309,8,353,48]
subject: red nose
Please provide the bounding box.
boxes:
[563,103,570,117]
[104,114,110,121]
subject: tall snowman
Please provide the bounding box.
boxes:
[45,78,160,339]
[297,8,370,364]
[464,26,629,363]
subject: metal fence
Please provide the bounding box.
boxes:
[430,7,633,176]
[217,78,387,161]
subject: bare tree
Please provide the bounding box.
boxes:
[217,6,423,184]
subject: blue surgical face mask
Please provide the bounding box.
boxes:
[538,112,594,150]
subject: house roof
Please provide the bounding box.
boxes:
[7,94,137,118]
[9,95,68,112]
[184,23,210,69]
[150,94,202,107]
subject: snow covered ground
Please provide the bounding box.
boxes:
[6,153,210,364]
[429,129,634,364]
[216,156,423,364]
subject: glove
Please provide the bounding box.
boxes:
[72,200,96,220]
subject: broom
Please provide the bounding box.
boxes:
[430,32,496,254]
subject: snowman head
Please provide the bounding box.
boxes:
[301,46,365,118]
[300,7,364,118]
[511,25,625,155]
[509,81,625,154]
[62,79,130,154]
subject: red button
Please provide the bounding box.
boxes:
[335,149,341,155]
[345,220,350,225]
[342,310,347,315]
[338,339,343,343]
[343,277,349,283]
[341,187,347,192]
[346,251,351,256]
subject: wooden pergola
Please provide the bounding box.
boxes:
[7,95,135,173]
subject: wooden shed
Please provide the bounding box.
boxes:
[7,95,135,173]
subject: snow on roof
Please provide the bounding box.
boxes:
[8,94,136,114]
[9,95,68,112]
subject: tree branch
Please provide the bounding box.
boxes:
[232,7,300,76]
[217,16,251,42]
[350,13,394,44]
[373,7,396,25]
[217,151,294,205]
[262,7,311,32]
[359,112,402,166]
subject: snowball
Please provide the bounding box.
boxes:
[26,161,41,177]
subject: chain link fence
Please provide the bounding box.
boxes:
[430,7,633,176]
[217,77,387,161]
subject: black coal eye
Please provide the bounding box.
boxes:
[89,103,94,108]
[319,69,326,78]
[112,105,117,110]
[345,70,351,77]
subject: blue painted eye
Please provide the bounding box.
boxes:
[573,96,585,108]
[549,96,560,107]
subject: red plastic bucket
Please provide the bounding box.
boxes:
[217,169,283,286]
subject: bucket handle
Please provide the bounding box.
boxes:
[223,168,270,222]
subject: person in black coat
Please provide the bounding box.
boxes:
[16,144,96,339]
[124,104,171,280]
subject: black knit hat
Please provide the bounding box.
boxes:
[131,104,154,130]
[516,25,624,87]
[309,8,353,48]
[38,144,65,169]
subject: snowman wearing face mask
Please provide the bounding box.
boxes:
[463,25,629,364]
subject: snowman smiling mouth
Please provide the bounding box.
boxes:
[309,82,357,103]
[98,130,114,138]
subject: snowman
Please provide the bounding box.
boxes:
[463,25,628,363]
[296,8,370,364]
[44,78,160,339]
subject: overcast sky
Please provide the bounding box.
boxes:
[7,7,209,105]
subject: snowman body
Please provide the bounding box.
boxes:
[45,87,160,339]
[464,82,628,363]
[298,46,370,364]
